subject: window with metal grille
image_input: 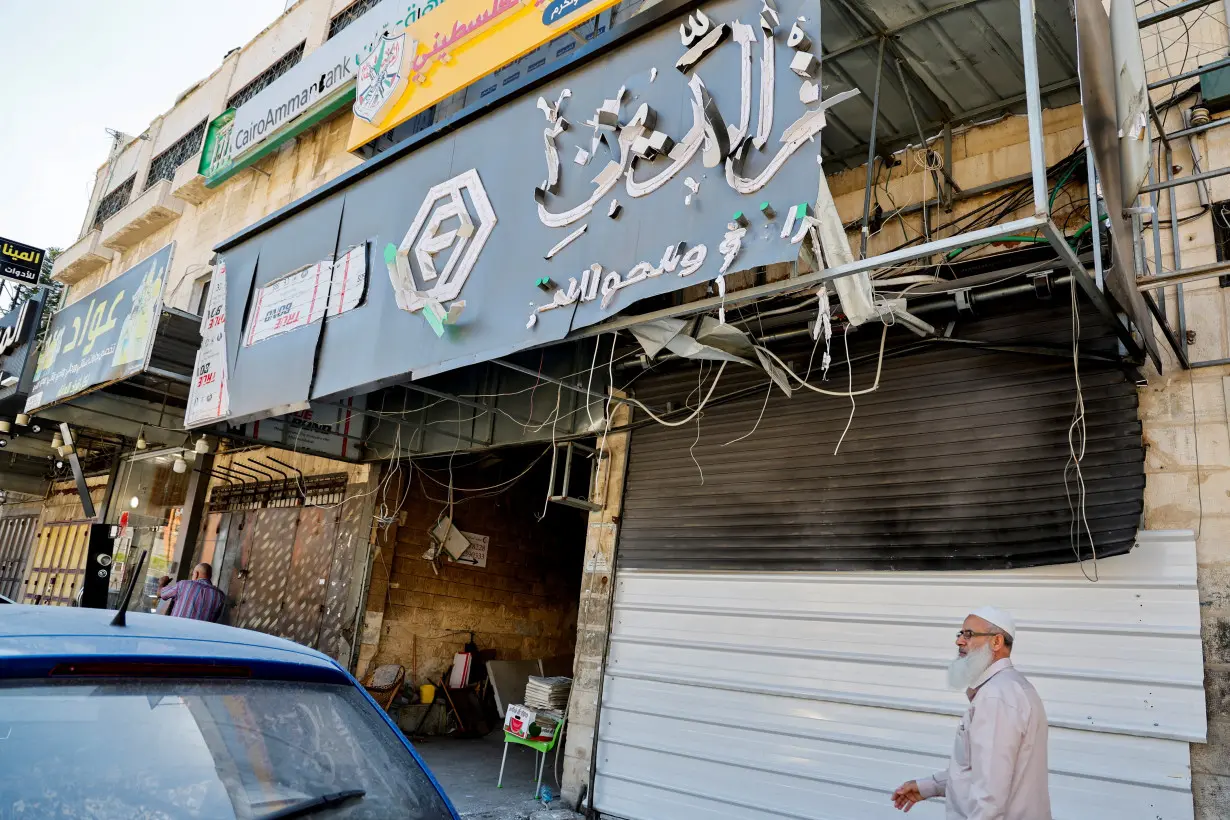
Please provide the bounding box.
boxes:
[208,473,349,512]
[328,0,381,38]
[226,42,306,110]
[92,175,135,230]
[1215,201,1230,287]
[144,120,207,190]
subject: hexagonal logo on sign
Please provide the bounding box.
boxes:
[387,169,496,314]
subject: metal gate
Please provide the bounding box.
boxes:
[22,522,91,606]
[206,506,343,652]
[0,515,38,601]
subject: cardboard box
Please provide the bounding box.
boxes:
[504,705,561,742]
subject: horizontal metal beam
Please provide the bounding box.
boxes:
[568,216,1050,340]
[1143,291,1191,368]
[1041,219,1150,365]
[1165,114,1230,141]
[1148,55,1230,89]
[1136,258,1230,289]
[1138,0,1219,27]
[1137,164,1230,194]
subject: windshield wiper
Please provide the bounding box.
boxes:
[256,789,366,820]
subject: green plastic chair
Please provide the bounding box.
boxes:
[497,712,566,799]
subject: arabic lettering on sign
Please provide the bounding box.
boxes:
[26,243,172,413]
[0,237,45,284]
[0,298,38,359]
[185,260,230,428]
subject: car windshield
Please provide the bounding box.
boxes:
[0,678,453,819]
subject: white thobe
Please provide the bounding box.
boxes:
[917,658,1052,820]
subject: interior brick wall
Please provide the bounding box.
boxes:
[363,454,587,688]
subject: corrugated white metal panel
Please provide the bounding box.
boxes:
[595,531,1204,820]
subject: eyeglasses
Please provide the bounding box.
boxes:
[956,630,1002,640]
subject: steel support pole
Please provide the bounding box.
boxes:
[172,451,215,582]
[895,56,933,239]
[860,37,887,259]
[1147,119,1168,309]
[1042,220,1150,363]
[1167,115,1230,142]
[1139,164,1230,194]
[943,124,954,211]
[1135,258,1230,288]
[1143,291,1192,368]
[1165,139,1189,358]
[1019,0,1050,217]
[1148,55,1230,89]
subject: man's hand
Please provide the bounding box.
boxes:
[892,781,924,812]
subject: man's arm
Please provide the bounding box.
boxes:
[916,770,948,799]
[966,692,1025,820]
[159,581,180,601]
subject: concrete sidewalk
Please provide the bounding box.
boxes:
[415,730,572,819]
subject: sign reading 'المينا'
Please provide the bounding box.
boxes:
[25,243,172,413]
[347,0,622,149]
[0,236,45,286]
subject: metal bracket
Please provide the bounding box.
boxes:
[547,441,603,512]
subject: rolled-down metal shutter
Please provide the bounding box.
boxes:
[593,532,1204,820]
[617,304,1144,571]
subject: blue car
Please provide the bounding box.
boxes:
[0,605,460,820]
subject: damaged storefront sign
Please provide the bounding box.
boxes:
[200,0,854,428]
[26,244,171,413]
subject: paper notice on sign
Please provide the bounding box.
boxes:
[454,531,489,568]
[243,246,367,347]
[327,245,367,316]
[243,397,364,459]
[186,260,231,427]
[243,262,331,347]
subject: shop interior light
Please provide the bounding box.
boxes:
[50,432,63,449]
[135,429,147,450]
[172,455,188,474]
[58,445,73,457]
[0,420,11,434]
[129,496,140,509]
[194,436,210,455]
[15,413,29,426]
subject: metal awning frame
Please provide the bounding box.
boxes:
[565,0,1151,367]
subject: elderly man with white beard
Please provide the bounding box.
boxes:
[891,606,1051,819]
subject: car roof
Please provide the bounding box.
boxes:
[0,605,342,677]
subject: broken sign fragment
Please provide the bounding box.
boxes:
[790,51,818,78]
[799,80,819,104]
[786,22,811,50]
[608,199,622,218]
[544,223,588,259]
[679,9,713,46]
[676,23,730,73]
[574,146,590,165]
[719,223,747,274]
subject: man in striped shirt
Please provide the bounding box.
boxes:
[158,563,225,623]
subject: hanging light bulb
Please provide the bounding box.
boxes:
[0,420,11,434]
[172,455,188,474]
[194,436,210,455]
[135,429,147,450]
[129,496,140,509]
[15,413,29,426]
[51,431,63,449]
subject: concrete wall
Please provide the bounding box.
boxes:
[561,400,631,808]
[356,453,587,689]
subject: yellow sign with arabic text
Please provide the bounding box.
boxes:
[348,0,619,150]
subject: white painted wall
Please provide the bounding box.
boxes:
[596,531,1205,820]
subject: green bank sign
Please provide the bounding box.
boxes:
[199,0,452,187]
